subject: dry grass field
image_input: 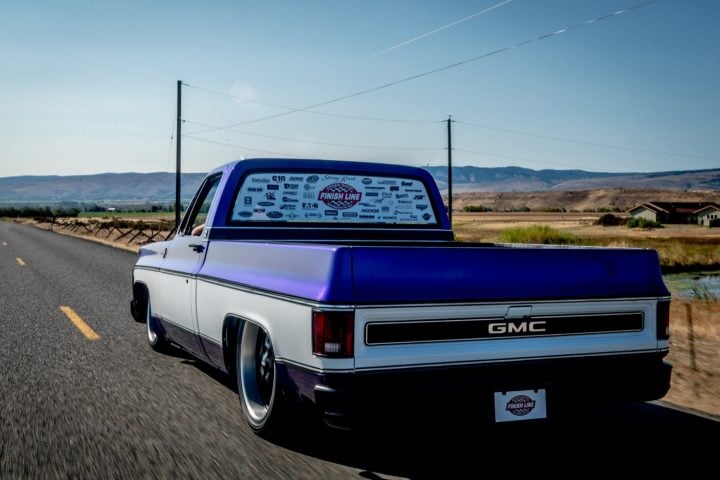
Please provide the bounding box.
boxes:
[453,211,720,241]
[451,188,719,213]
[453,212,720,270]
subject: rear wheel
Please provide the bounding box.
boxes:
[237,322,284,434]
[146,298,170,352]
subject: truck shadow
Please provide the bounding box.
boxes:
[176,356,720,477]
[175,355,718,476]
[271,402,720,478]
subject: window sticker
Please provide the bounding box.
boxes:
[231,173,437,225]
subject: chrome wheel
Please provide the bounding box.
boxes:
[238,322,279,432]
[146,298,169,352]
[146,303,157,344]
[257,333,275,405]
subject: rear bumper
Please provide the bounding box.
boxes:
[277,351,672,429]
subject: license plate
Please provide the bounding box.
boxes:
[493,389,547,423]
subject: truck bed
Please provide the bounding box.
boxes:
[198,240,668,304]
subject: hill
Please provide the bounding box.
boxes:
[453,188,720,212]
[425,166,720,193]
[0,172,206,203]
[0,165,718,203]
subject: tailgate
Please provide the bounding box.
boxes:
[353,299,662,370]
[349,244,668,303]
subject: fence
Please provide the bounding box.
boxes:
[38,217,175,247]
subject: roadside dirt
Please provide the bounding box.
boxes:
[24,217,171,253]
[665,301,720,416]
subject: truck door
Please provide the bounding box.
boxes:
[155,173,222,357]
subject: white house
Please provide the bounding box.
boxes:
[628,203,668,223]
[629,201,720,225]
[694,204,720,227]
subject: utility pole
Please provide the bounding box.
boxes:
[447,115,453,224]
[175,80,182,230]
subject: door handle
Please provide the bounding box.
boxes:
[189,244,205,253]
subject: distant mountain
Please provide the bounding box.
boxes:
[425,166,720,193]
[0,166,718,203]
[453,188,720,213]
[0,172,206,203]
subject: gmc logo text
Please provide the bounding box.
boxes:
[488,320,547,335]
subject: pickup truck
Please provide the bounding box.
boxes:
[131,158,672,433]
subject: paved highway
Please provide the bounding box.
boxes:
[1,222,718,478]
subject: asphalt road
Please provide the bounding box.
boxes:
[1,222,719,479]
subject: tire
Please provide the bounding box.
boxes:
[146,298,170,352]
[236,322,284,434]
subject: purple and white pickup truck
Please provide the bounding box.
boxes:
[131,158,671,433]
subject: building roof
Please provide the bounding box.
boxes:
[629,201,719,216]
[693,203,720,215]
[628,203,668,214]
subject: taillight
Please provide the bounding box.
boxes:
[656,300,670,340]
[312,310,354,358]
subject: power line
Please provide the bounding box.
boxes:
[188,133,618,171]
[300,111,440,124]
[190,0,659,133]
[425,123,449,167]
[456,120,718,162]
[184,85,717,163]
[183,135,308,157]
[348,0,513,66]
[164,110,175,173]
[185,84,298,110]
[184,83,440,128]
[183,120,439,151]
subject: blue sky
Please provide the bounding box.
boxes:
[1,0,718,177]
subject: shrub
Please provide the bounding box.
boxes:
[626,217,662,229]
[583,207,622,213]
[497,225,579,245]
[689,284,719,302]
[0,206,78,219]
[463,205,492,212]
[595,214,624,227]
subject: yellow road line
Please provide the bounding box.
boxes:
[59,306,100,341]
[16,258,26,266]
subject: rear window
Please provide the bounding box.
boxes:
[229,172,437,225]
